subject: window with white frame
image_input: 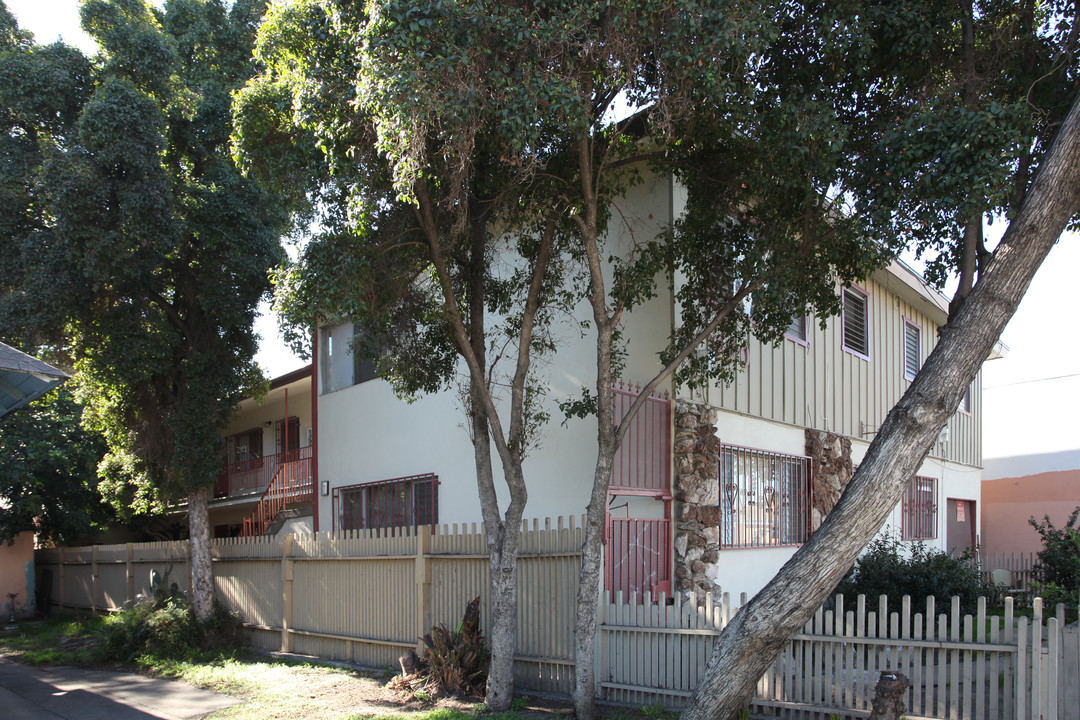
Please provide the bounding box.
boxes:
[901,475,937,540]
[842,286,870,358]
[333,474,439,532]
[720,444,811,548]
[961,383,973,413]
[786,315,808,344]
[903,319,921,381]
[321,322,379,393]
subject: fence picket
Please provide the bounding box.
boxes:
[1048,618,1059,720]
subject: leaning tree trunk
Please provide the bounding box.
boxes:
[188,485,214,620]
[681,89,1080,720]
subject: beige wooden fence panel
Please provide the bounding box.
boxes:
[288,529,420,667]
[34,518,581,696]
[213,536,284,651]
[1062,622,1080,720]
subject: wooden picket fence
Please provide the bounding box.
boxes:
[980,551,1039,596]
[599,590,1080,720]
[34,523,1080,719]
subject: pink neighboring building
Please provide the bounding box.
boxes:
[982,449,1080,557]
[0,533,35,618]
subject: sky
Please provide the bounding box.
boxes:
[7,0,1077,461]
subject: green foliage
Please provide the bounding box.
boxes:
[395,596,489,698]
[835,534,991,615]
[1029,508,1080,616]
[233,0,922,408]
[0,0,287,510]
[0,386,115,545]
[96,594,244,665]
[638,703,674,719]
[0,614,100,666]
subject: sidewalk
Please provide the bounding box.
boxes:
[0,657,240,719]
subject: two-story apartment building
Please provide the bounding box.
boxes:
[218,172,994,600]
[210,364,315,538]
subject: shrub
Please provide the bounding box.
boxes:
[834,534,991,614]
[95,594,243,665]
[1029,508,1080,618]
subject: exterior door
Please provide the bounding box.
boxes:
[947,498,976,556]
[276,416,300,459]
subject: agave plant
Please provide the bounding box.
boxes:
[394,595,489,698]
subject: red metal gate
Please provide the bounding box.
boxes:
[604,381,673,602]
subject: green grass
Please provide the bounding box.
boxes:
[0,614,101,666]
[1,613,643,720]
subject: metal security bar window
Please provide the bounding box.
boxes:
[902,475,937,540]
[720,444,811,548]
[333,473,439,533]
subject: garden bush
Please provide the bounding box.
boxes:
[95,594,244,664]
[1029,507,1080,619]
[834,534,991,614]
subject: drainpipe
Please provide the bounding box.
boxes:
[310,329,320,534]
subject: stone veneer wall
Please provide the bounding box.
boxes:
[672,400,722,599]
[805,429,853,531]
[671,405,856,599]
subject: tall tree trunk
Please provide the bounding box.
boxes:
[572,132,617,717]
[681,89,1080,720]
[486,521,522,710]
[573,448,615,720]
[188,485,213,620]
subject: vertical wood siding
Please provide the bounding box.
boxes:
[708,276,982,467]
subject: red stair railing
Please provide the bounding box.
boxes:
[241,446,314,536]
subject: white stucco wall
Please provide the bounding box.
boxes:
[315,171,677,531]
[311,168,985,600]
[702,413,983,599]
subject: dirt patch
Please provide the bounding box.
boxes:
[202,654,578,720]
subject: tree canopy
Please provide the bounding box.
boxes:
[0,0,287,617]
[0,387,113,546]
[233,0,1078,714]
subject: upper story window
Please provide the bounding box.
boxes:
[229,427,263,465]
[785,315,808,345]
[901,475,937,540]
[321,322,378,394]
[903,319,922,381]
[842,286,870,359]
[352,324,378,385]
[720,444,811,548]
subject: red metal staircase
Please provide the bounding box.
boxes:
[241,446,314,537]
